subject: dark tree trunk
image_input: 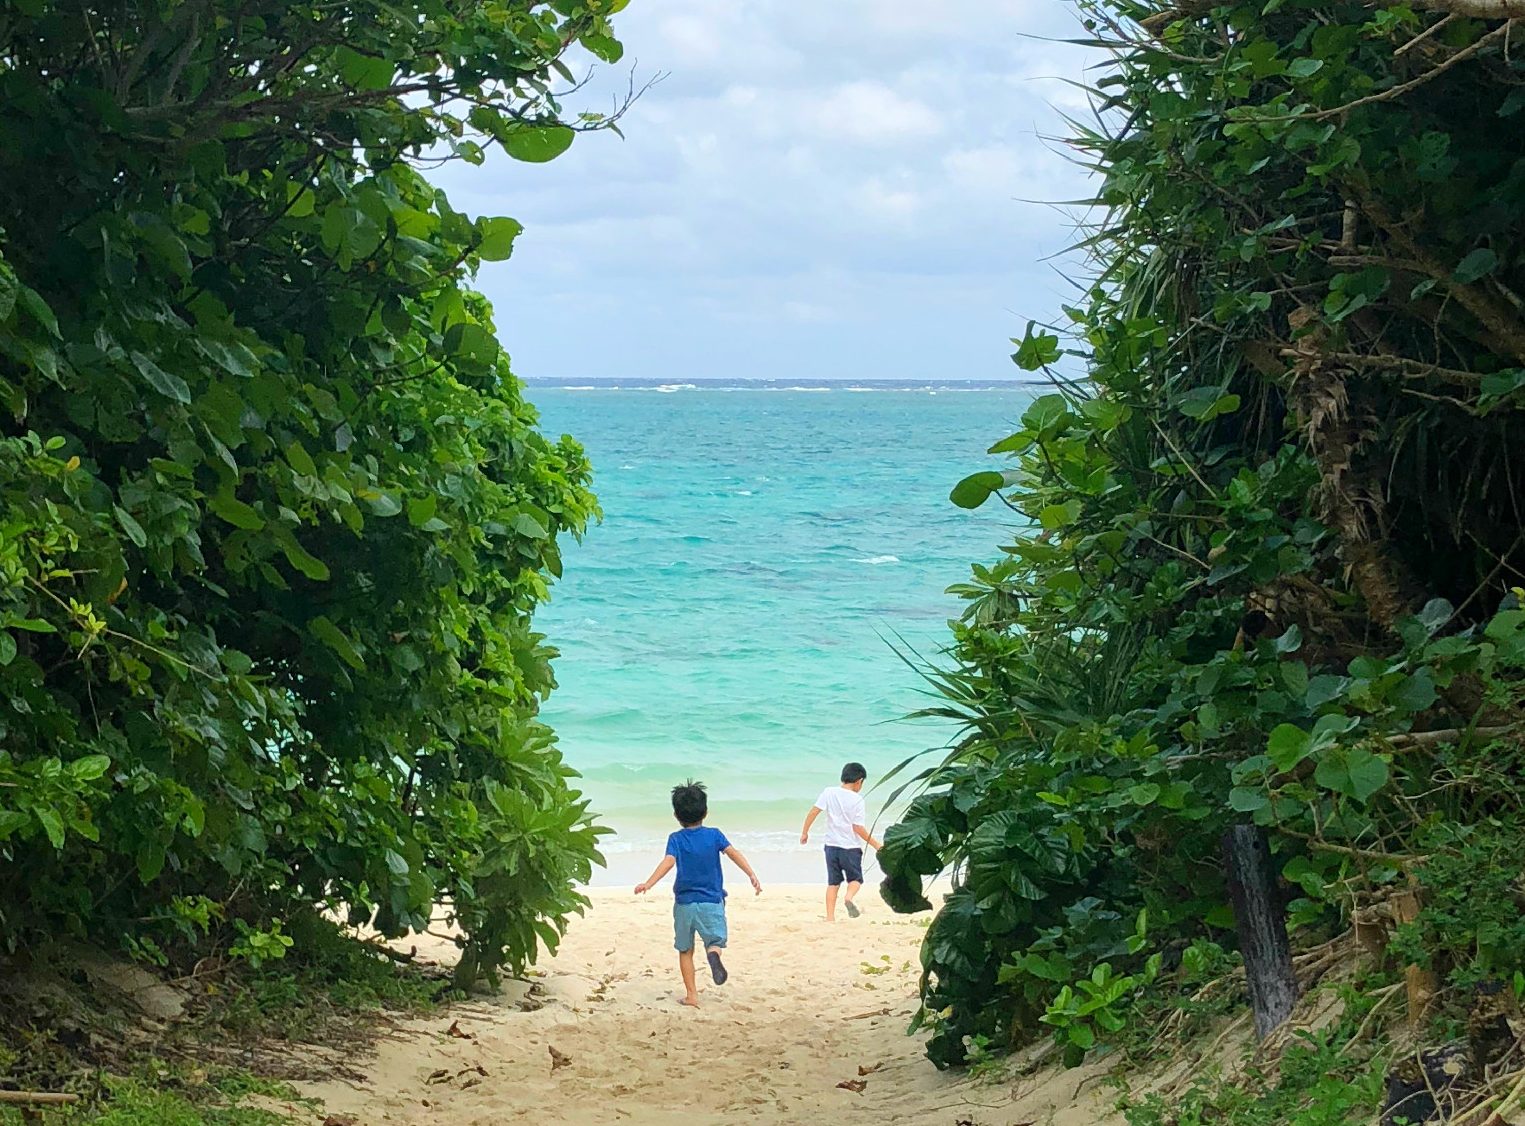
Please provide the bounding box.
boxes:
[1222,824,1299,1040]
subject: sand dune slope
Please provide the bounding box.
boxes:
[298,888,1122,1126]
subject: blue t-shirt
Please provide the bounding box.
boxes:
[666,826,731,905]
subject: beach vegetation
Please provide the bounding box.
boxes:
[0,0,626,1026]
[880,0,1525,1115]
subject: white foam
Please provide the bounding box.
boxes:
[853,555,901,565]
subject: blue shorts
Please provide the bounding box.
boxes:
[825,845,864,886]
[673,901,728,953]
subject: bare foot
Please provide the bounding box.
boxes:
[680,995,700,1008]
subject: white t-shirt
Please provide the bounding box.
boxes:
[814,786,867,849]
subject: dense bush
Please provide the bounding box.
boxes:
[0,0,627,986]
[881,0,1525,1068]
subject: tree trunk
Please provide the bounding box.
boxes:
[1223,824,1299,1040]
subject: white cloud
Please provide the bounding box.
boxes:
[434,0,1096,379]
[812,81,942,145]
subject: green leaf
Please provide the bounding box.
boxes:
[1314,748,1389,802]
[207,489,264,531]
[582,31,624,62]
[335,46,395,90]
[114,506,148,548]
[0,632,14,666]
[1011,323,1062,371]
[1229,786,1269,813]
[512,512,549,540]
[285,441,317,478]
[1177,386,1240,421]
[501,123,576,163]
[16,284,59,336]
[278,532,331,581]
[949,470,1020,510]
[309,615,365,670]
[1286,57,1324,78]
[70,754,111,781]
[364,491,403,517]
[131,351,191,404]
[1267,723,1312,771]
[443,323,500,364]
[476,217,524,261]
[1454,248,1498,284]
[35,808,65,850]
[407,495,438,527]
[1129,782,1162,806]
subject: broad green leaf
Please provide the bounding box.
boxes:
[1454,248,1498,284]
[132,351,191,404]
[335,46,395,90]
[278,532,330,581]
[501,123,576,163]
[1314,748,1389,802]
[114,505,148,548]
[512,512,549,540]
[949,469,1021,510]
[443,322,499,364]
[35,808,65,849]
[69,754,111,781]
[1011,324,1062,371]
[285,441,317,478]
[364,491,403,517]
[408,495,438,527]
[1228,786,1269,812]
[476,217,524,261]
[1129,782,1161,806]
[1267,723,1312,771]
[207,489,264,531]
[1177,386,1240,421]
[309,615,364,670]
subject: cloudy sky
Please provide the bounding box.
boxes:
[436,1,1096,382]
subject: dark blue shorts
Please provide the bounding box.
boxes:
[824,845,864,886]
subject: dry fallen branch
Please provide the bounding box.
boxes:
[0,1093,81,1106]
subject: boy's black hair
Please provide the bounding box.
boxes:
[671,780,708,827]
[841,762,867,784]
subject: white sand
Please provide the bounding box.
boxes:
[290,888,1126,1125]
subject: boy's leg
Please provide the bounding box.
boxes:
[842,849,865,917]
[824,846,843,921]
[698,903,729,985]
[673,904,700,1006]
[678,949,699,1007]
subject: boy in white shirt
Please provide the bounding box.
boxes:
[799,762,882,921]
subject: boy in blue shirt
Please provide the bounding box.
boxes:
[634,780,762,1008]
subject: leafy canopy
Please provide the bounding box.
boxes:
[889,0,1525,1071]
[0,0,629,984]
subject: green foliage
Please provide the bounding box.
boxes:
[1123,1025,1385,1126]
[0,0,622,986]
[0,1071,302,1125]
[882,0,1525,1070]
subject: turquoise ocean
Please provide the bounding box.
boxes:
[527,379,1036,885]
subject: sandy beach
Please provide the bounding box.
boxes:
[293,887,1123,1126]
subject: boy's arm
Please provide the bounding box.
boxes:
[634,854,675,894]
[723,845,763,895]
[853,823,883,851]
[799,805,822,844]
